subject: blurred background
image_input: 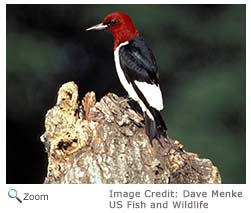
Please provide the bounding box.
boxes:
[6,4,245,184]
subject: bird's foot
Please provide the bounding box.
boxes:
[119,96,133,106]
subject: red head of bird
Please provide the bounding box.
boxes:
[86,12,139,48]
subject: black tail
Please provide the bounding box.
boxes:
[144,107,167,146]
[130,81,167,145]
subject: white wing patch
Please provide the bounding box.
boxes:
[134,81,164,111]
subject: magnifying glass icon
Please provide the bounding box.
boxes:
[8,189,22,203]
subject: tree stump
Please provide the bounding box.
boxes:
[40,81,221,184]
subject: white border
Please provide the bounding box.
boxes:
[1,1,249,212]
[0,3,6,185]
[246,3,250,184]
[1,0,249,4]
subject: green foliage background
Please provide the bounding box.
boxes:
[7,5,245,183]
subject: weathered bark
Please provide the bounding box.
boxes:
[40,81,221,184]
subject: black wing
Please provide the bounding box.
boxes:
[119,35,159,85]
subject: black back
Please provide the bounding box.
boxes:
[119,35,159,85]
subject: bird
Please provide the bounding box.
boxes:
[86,12,167,146]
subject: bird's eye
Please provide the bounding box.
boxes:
[109,19,118,26]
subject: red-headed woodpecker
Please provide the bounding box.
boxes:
[86,12,167,145]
